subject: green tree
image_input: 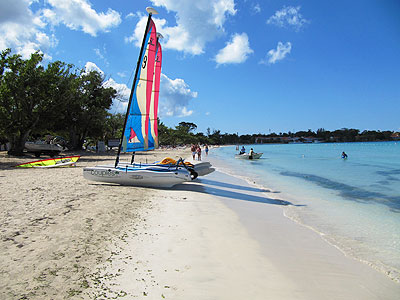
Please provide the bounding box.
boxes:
[0,49,117,153]
[104,113,124,141]
[208,129,222,145]
[158,121,174,146]
[0,49,72,155]
[177,121,197,133]
[57,70,117,150]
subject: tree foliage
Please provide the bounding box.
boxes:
[158,123,399,146]
[0,49,117,154]
[0,49,68,154]
[56,70,116,150]
[177,122,197,133]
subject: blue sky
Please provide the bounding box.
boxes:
[1,0,399,134]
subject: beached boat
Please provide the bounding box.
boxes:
[189,161,215,176]
[83,7,197,188]
[235,152,263,160]
[25,141,64,157]
[83,165,190,188]
[100,159,215,178]
[16,155,80,168]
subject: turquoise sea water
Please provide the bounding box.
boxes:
[210,142,400,281]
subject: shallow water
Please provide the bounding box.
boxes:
[210,142,400,281]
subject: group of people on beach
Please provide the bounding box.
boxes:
[191,144,208,161]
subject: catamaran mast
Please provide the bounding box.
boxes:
[115,7,158,167]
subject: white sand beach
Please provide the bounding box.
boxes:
[1,149,400,299]
[0,149,188,299]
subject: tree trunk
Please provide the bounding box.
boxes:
[76,137,85,151]
[7,129,31,156]
[68,129,79,151]
[68,127,85,151]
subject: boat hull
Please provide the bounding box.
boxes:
[25,142,64,157]
[15,156,80,168]
[83,166,191,188]
[235,153,263,160]
[97,161,215,178]
[190,162,215,176]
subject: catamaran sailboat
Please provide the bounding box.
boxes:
[83,7,210,187]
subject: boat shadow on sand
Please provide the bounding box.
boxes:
[88,180,304,207]
[175,179,305,207]
[198,178,281,194]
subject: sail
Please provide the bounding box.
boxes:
[122,19,157,152]
[148,39,162,149]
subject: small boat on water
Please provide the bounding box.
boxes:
[83,7,214,188]
[235,152,263,160]
[15,155,80,168]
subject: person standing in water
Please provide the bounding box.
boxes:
[342,151,348,159]
[205,144,209,156]
[249,148,254,159]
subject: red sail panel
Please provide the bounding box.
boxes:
[149,41,162,148]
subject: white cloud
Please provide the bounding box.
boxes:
[104,78,131,100]
[83,62,197,117]
[253,4,261,14]
[104,78,131,114]
[84,61,104,75]
[215,33,253,65]
[125,13,167,46]
[0,0,56,59]
[117,72,127,78]
[0,0,121,59]
[94,46,109,66]
[0,0,32,24]
[108,74,198,117]
[94,48,104,60]
[126,0,236,55]
[159,74,197,117]
[125,12,136,19]
[179,107,193,117]
[82,62,131,114]
[212,0,236,27]
[260,41,292,65]
[267,6,308,31]
[45,0,121,36]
